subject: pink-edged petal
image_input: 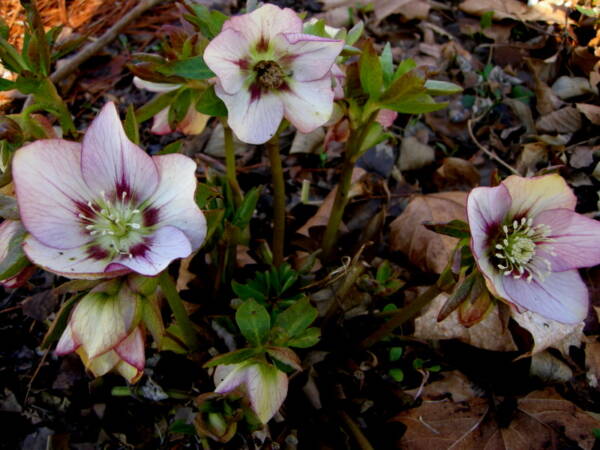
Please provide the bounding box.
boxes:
[115,359,143,383]
[178,106,209,135]
[147,154,206,250]
[81,349,120,378]
[216,83,283,144]
[81,102,159,202]
[376,109,398,128]
[1,266,35,289]
[71,283,141,358]
[331,64,345,100]
[501,270,588,324]
[280,78,335,133]
[151,108,173,135]
[223,4,302,46]
[503,174,577,218]
[23,235,129,279]
[114,327,145,371]
[203,28,251,94]
[244,363,288,424]
[105,226,192,276]
[533,209,600,271]
[214,362,246,393]
[277,33,343,82]
[133,77,181,93]
[13,140,93,249]
[55,325,80,355]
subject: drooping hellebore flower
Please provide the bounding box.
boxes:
[467,174,600,323]
[133,77,209,135]
[214,361,288,424]
[203,4,344,144]
[0,220,35,288]
[56,280,146,383]
[12,102,206,279]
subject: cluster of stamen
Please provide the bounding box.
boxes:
[493,217,555,282]
[253,60,286,89]
[78,191,144,258]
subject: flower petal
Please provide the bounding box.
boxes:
[147,154,206,250]
[534,209,600,271]
[178,106,209,135]
[501,270,588,323]
[13,139,94,249]
[81,102,159,202]
[133,77,180,93]
[55,325,80,355]
[105,226,192,276]
[79,349,120,377]
[280,77,335,133]
[71,284,141,358]
[277,33,343,82]
[114,327,145,371]
[223,4,302,46]
[244,363,288,424]
[203,28,251,94]
[214,362,247,393]
[216,83,283,144]
[23,235,128,279]
[115,359,143,383]
[503,174,576,218]
[151,108,173,135]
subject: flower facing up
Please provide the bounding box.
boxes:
[467,174,600,323]
[133,77,209,135]
[203,4,344,144]
[12,102,206,279]
[214,361,288,424]
[55,279,147,383]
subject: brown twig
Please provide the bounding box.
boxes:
[467,119,519,176]
[50,0,167,84]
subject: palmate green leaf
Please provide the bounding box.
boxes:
[196,85,227,117]
[203,347,262,368]
[273,296,317,339]
[160,56,215,80]
[359,39,383,100]
[236,299,271,346]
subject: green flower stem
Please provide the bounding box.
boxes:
[358,283,442,350]
[159,271,199,352]
[266,133,285,267]
[321,112,379,262]
[221,120,243,207]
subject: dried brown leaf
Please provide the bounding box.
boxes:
[389,192,467,273]
[536,107,582,134]
[576,103,600,126]
[459,0,570,24]
[398,136,435,172]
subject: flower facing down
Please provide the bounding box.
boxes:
[12,102,206,279]
[56,280,146,383]
[0,220,35,288]
[214,361,287,424]
[133,77,209,135]
[467,174,600,323]
[203,4,344,144]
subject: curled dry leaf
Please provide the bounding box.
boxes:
[433,157,480,191]
[405,370,483,403]
[398,136,435,172]
[389,192,467,273]
[393,387,600,450]
[584,336,600,388]
[459,0,570,24]
[552,76,596,99]
[414,293,518,352]
[576,103,600,126]
[511,310,584,358]
[535,107,582,134]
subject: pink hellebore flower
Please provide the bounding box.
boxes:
[12,102,206,279]
[214,361,288,424]
[133,77,209,135]
[0,220,34,288]
[56,280,146,383]
[467,174,600,323]
[203,4,344,144]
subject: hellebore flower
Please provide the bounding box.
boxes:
[214,361,288,424]
[203,4,344,144]
[0,220,34,288]
[467,174,600,323]
[55,280,146,383]
[133,77,209,135]
[12,102,206,279]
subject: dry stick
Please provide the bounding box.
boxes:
[467,119,519,176]
[267,134,285,267]
[338,410,375,450]
[49,0,166,84]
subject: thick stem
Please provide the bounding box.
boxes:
[358,284,442,349]
[266,134,285,267]
[222,120,243,207]
[159,271,199,351]
[321,153,356,261]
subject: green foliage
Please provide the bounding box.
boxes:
[0,225,29,280]
[236,299,271,346]
[359,39,383,100]
[182,1,228,39]
[196,85,227,117]
[424,219,471,239]
[124,104,140,145]
[159,56,215,80]
[232,263,299,304]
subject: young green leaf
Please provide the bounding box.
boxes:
[196,86,227,116]
[393,58,416,81]
[135,89,179,123]
[287,327,320,348]
[424,80,463,96]
[0,79,15,91]
[231,186,261,229]
[159,140,183,155]
[161,56,215,80]
[359,39,383,100]
[380,42,394,87]
[204,348,262,367]
[235,299,271,346]
[124,104,140,145]
[273,296,318,339]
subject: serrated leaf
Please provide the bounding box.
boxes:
[273,297,317,339]
[287,327,320,348]
[236,299,270,346]
[204,347,262,368]
[196,86,227,117]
